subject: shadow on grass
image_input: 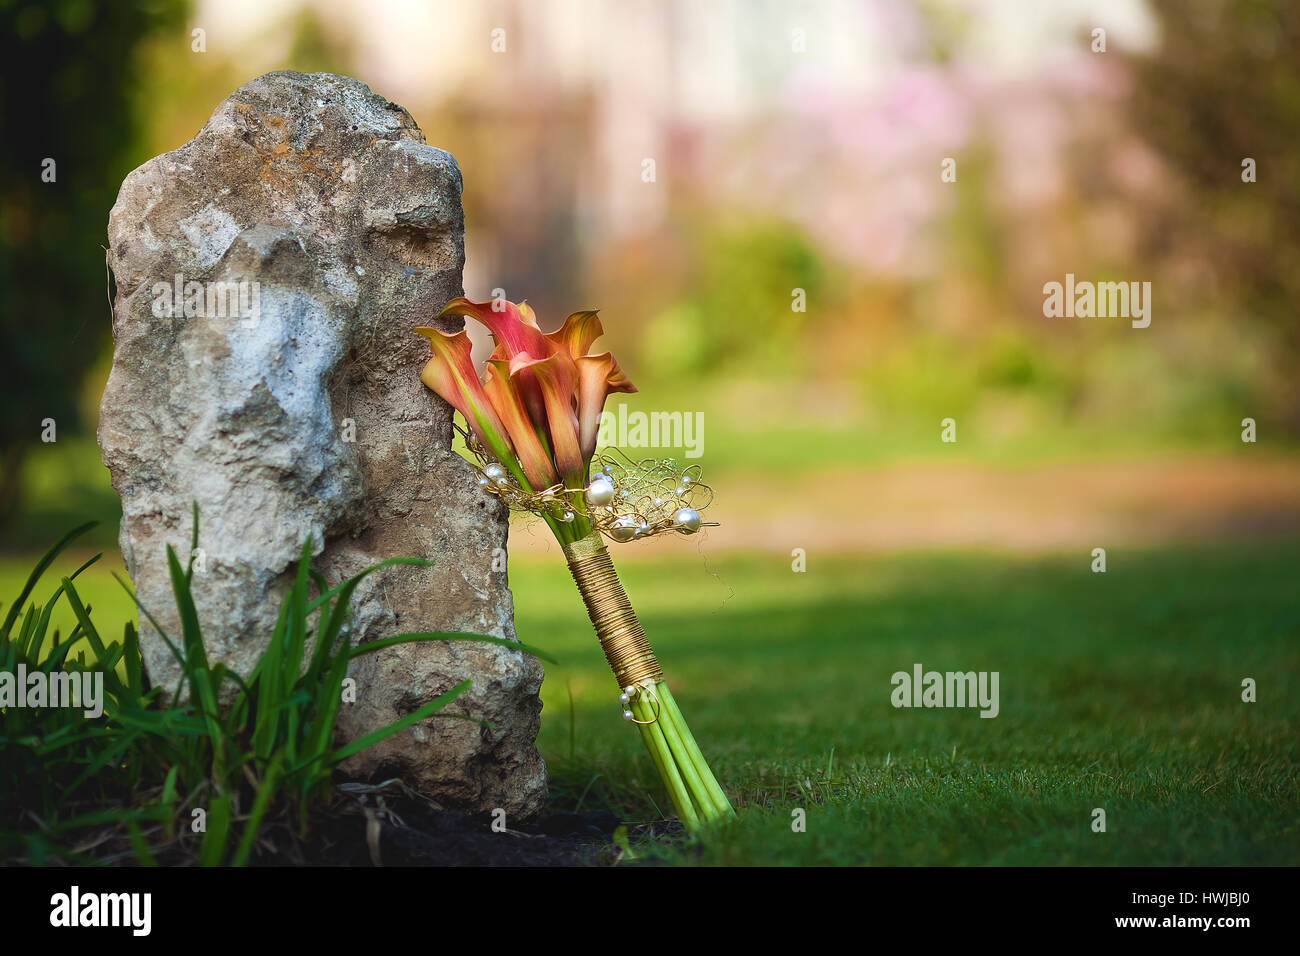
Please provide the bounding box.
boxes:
[523,538,1300,864]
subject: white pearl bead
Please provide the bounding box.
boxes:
[624,685,635,695]
[674,507,701,532]
[585,476,614,507]
[618,692,629,704]
[476,477,489,487]
[622,709,634,721]
[610,515,638,542]
[484,463,505,480]
[495,476,509,487]
[602,465,614,475]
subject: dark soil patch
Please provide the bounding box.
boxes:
[10,781,643,866]
[298,794,624,866]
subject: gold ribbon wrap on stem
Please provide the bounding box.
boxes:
[562,532,664,690]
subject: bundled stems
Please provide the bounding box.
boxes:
[561,526,733,832]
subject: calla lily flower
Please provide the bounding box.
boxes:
[416,296,637,496]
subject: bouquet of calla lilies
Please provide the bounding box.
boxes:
[416,297,733,832]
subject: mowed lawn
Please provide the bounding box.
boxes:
[3,537,1297,865]
[514,539,1300,865]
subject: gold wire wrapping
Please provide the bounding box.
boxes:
[563,532,665,689]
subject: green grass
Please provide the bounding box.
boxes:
[3,536,1296,865]
[517,538,1300,865]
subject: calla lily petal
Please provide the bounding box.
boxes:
[518,301,542,330]
[414,326,518,478]
[439,297,551,364]
[546,310,605,361]
[576,352,638,462]
[484,359,561,491]
[511,351,585,486]
[443,298,556,428]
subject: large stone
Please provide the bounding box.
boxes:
[98,71,545,817]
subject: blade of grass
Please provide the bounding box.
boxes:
[330,679,472,764]
[0,521,95,639]
[198,793,232,867]
[350,631,557,665]
[231,752,284,866]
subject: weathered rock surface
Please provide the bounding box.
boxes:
[98,71,545,816]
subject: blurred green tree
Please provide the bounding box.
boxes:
[643,221,828,380]
[1128,0,1300,430]
[0,0,186,525]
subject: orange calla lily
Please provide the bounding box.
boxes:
[416,296,636,495]
[545,308,637,462]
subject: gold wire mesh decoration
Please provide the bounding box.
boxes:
[456,423,718,543]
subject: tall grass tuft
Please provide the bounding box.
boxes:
[0,511,546,864]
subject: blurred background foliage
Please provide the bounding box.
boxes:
[1,0,1297,549]
[0,0,185,530]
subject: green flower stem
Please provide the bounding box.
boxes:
[632,695,700,831]
[657,682,734,819]
[652,686,715,819]
[557,524,731,834]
